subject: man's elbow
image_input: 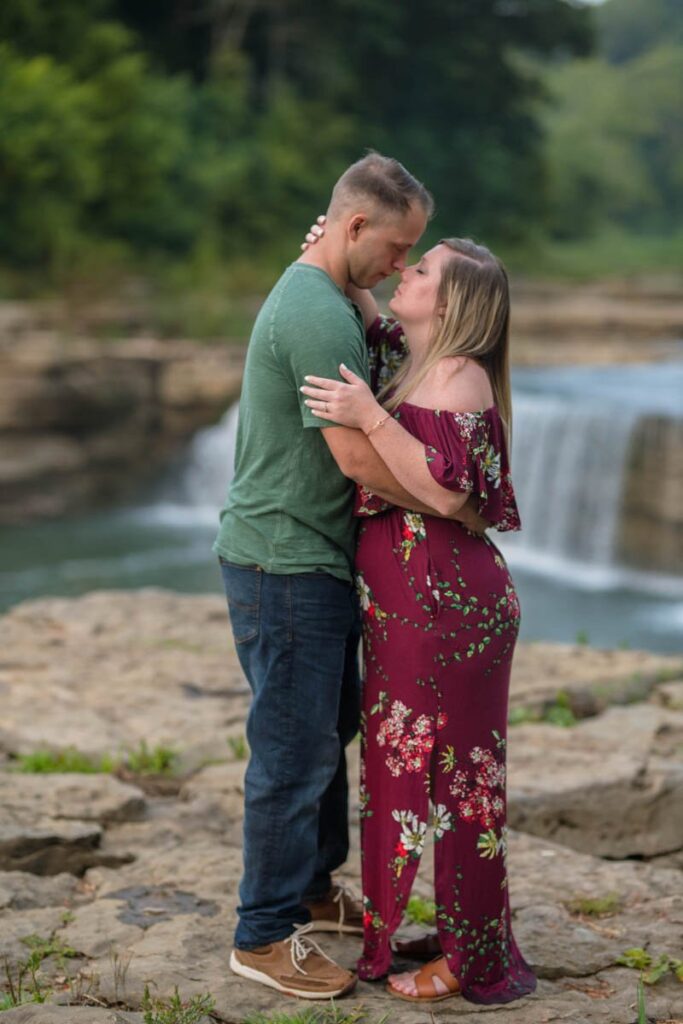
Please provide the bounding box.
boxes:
[333,449,364,482]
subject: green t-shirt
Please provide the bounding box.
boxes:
[213,263,369,582]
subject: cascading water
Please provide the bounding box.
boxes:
[138,404,240,527]
[504,393,637,566]
[495,360,683,595]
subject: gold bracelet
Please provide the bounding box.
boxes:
[365,413,390,437]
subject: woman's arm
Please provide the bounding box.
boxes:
[301,367,470,517]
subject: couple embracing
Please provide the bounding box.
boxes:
[213,152,536,1005]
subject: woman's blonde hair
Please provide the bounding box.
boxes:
[380,238,512,438]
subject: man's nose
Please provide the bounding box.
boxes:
[392,253,408,273]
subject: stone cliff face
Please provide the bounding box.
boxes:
[0,329,243,523]
[618,415,683,577]
[618,415,683,573]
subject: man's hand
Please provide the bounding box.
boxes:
[454,494,490,536]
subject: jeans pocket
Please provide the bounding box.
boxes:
[220,561,261,645]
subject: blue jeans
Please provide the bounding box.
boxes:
[219,559,361,950]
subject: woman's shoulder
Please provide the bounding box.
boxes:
[423,356,493,413]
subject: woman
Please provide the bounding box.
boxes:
[301,232,536,1005]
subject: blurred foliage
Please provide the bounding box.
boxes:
[0,0,680,295]
[539,20,683,237]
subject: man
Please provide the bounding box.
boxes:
[214,152,483,999]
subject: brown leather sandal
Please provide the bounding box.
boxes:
[392,932,442,960]
[386,955,460,1003]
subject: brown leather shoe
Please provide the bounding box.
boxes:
[230,922,357,999]
[304,882,364,934]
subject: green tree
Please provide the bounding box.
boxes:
[0,44,100,269]
[597,0,682,64]
[540,8,682,239]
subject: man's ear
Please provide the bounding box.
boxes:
[347,214,367,241]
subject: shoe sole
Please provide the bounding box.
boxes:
[230,950,357,1000]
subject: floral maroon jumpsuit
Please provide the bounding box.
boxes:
[355,317,536,1004]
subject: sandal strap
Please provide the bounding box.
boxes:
[414,956,460,998]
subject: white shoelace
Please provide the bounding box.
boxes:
[287,922,336,975]
[332,881,361,933]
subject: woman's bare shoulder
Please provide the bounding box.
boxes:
[428,357,493,412]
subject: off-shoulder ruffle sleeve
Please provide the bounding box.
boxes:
[366,315,408,396]
[424,409,521,532]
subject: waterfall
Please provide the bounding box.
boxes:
[173,404,239,509]
[133,404,240,527]
[505,393,637,566]
[496,360,683,588]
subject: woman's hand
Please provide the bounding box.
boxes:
[299,214,378,327]
[301,215,326,251]
[301,364,383,433]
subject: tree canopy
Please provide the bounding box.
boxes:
[0,0,679,283]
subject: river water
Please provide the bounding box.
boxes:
[1,362,682,654]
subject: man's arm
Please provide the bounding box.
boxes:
[323,426,488,530]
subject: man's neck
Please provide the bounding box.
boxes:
[297,237,349,292]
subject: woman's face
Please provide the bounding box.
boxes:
[388,243,452,327]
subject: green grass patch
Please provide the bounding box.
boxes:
[20,935,76,964]
[0,989,44,1011]
[404,895,437,927]
[617,948,683,985]
[565,893,621,917]
[14,748,115,774]
[655,666,683,685]
[227,735,249,761]
[0,932,73,1011]
[244,1007,388,1024]
[509,690,578,728]
[14,741,180,777]
[141,985,215,1024]
[125,741,178,776]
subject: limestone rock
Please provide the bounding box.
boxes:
[508,705,683,857]
[0,331,243,525]
[509,643,683,717]
[1,592,680,768]
[0,871,79,912]
[0,774,146,826]
[0,592,248,762]
[0,775,144,876]
[656,678,683,710]
[0,905,73,961]
[1,593,683,1022]
[0,818,103,876]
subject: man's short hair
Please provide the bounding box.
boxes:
[329,151,434,222]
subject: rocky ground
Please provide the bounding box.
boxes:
[0,590,682,1023]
